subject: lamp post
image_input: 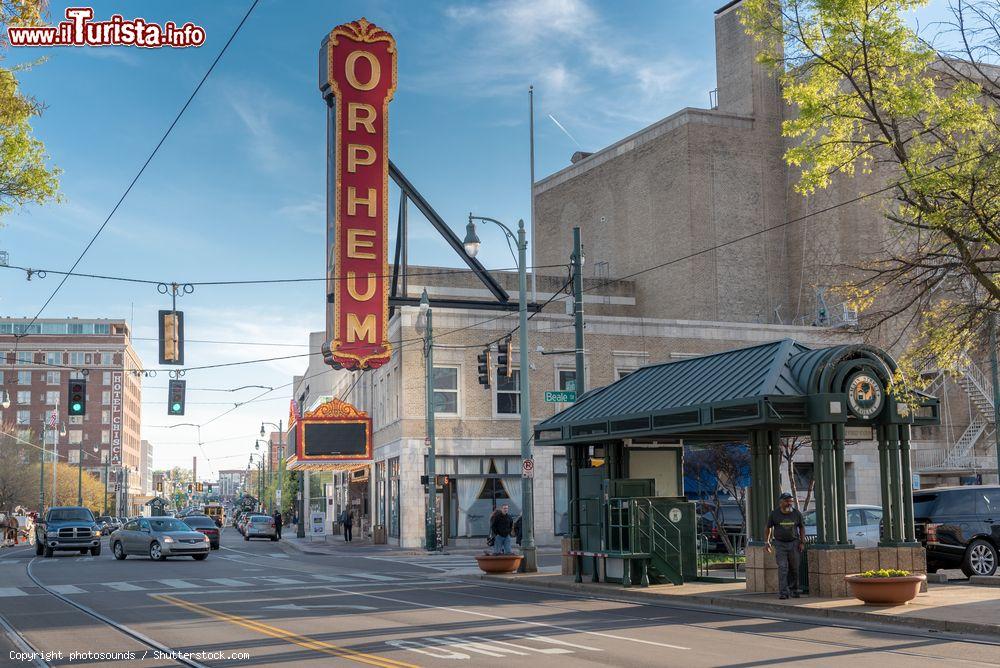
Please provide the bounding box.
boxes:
[260,421,284,514]
[251,449,265,511]
[415,288,438,552]
[464,213,537,572]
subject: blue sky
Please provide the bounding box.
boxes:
[0,0,947,476]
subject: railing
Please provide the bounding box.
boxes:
[696,531,746,579]
[635,498,684,582]
[961,361,994,415]
[606,497,684,585]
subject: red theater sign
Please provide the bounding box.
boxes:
[327,18,396,370]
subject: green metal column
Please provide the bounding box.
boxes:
[810,424,825,545]
[768,430,782,504]
[819,423,836,546]
[833,423,849,546]
[899,425,916,543]
[876,425,893,546]
[887,424,904,544]
[749,431,764,542]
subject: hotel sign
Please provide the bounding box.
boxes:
[110,371,123,466]
[327,18,396,370]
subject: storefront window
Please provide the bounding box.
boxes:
[375,461,386,527]
[388,458,400,538]
[454,456,521,537]
[554,456,568,535]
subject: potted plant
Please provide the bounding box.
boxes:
[845,569,926,605]
[475,553,523,574]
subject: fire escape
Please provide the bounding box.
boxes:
[935,362,997,471]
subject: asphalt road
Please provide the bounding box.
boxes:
[0,528,997,667]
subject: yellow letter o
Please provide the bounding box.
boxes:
[345,51,380,91]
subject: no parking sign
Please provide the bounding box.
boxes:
[521,458,534,479]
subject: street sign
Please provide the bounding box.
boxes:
[544,390,576,403]
[521,458,534,479]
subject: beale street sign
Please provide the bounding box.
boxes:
[326,18,396,370]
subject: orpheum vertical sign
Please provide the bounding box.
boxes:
[110,371,123,466]
[327,18,396,370]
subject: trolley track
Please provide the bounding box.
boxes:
[0,545,208,667]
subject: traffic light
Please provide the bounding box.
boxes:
[167,379,186,416]
[158,309,185,365]
[156,481,163,493]
[477,348,491,388]
[187,484,193,494]
[67,378,87,416]
[196,482,204,493]
[497,338,512,378]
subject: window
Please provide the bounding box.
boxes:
[936,490,977,515]
[68,450,80,464]
[616,369,636,380]
[16,351,33,364]
[68,431,82,444]
[864,508,883,526]
[101,409,110,425]
[45,391,59,405]
[94,323,109,335]
[17,371,30,385]
[980,489,1000,514]
[103,372,111,385]
[558,370,577,392]
[102,430,110,444]
[496,369,520,414]
[16,391,30,404]
[102,391,110,405]
[46,371,60,385]
[16,410,29,426]
[847,508,864,528]
[100,450,109,464]
[432,367,459,414]
[45,352,61,366]
[69,352,85,366]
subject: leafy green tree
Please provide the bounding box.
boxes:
[0,1,60,219]
[740,0,1000,389]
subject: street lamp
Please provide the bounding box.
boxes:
[415,288,438,552]
[250,451,265,510]
[261,420,284,518]
[0,389,10,409]
[464,213,537,572]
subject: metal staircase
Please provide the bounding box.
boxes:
[606,497,684,586]
[941,363,995,469]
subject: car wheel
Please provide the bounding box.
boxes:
[43,545,53,558]
[962,538,998,577]
[91,545,101,557]
[35,540,43,556]
[113,542,126,560]
[149,541,165,561]
[79,549,89,555]
[192,554,208,561]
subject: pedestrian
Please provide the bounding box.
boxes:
[273,509,283,540]
[765,492,806,600]
[341,509,354,542]
[490,504,514,555]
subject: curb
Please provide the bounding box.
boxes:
[471,574,1000,639]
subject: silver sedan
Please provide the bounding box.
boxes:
[111,517,210,561]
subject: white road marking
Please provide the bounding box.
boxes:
[509,632,603,651]
[206,578,250,587]
[0,588,27,597]
[310,574,353,583]
[495,634,573,654]
[264,603,377,611]
[47,584,85,595]
[259,577,303,585]
[385,640,471,660]
[431,636,528,657]
[105,582,144,592]
[158,579,198,589]
[349,573,397,581]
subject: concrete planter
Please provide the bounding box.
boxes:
[476,554,523,574]
[845,574,926,605]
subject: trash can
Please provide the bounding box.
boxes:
[373,524,387,544]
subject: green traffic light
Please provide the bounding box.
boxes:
[72,402,82,412]
[172,403,181,412]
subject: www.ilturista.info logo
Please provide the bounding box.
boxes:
[8,7,206,48]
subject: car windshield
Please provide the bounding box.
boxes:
[47,509,94,522]
[183,517,215,528]
[148,518,190,532]
[913,494,938,518]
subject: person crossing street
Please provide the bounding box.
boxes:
[273,510,283,540]
[765,492,806,600]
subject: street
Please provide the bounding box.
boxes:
[0,529,996,667]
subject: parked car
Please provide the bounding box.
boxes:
[182,515,220,549]
[34,507,102,557]
[803,504,883,548]
[243,514,277,541]
[914,485,999,577]
[110,517,210,561]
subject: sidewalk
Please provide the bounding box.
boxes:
[474,572,1000,639]
[277,532,563,559]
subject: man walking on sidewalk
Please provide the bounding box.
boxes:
[341,509,353,542]
[765,492,805,599]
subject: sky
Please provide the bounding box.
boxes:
[0,0,949,478]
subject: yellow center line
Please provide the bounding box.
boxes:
[153,593,418,668]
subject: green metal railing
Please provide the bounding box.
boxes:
[606,497,684,586]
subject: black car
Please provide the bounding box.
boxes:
[914,485,999,577]
[182,514,220,549]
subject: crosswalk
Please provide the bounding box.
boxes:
[0,570,427,598]
[365,554,482,573]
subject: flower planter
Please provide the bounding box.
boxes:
[845,574,926,605]
[475,554,523,574]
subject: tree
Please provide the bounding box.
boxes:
[684,443,750,553]
[779,436,815,513]
[0,1,60,220]
[0,422,39,511]
[740,0,1000,390]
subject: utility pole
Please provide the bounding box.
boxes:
[516,220,537,573]
[418,290,438,552]
[991,314,1000,483]
[570,226,585,562]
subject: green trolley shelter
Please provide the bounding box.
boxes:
[534,339,940,595]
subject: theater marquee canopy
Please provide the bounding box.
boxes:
[285,398,372,471]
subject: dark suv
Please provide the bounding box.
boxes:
[34,506,102,558]
[914,485,999,577]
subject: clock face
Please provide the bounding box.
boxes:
[847,373,884,420]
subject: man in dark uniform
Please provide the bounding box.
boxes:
[272,510,283,540]
[765,492,805,599]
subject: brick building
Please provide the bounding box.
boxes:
[0,317,144,513]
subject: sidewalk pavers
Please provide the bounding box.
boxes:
[473,572,1000,639]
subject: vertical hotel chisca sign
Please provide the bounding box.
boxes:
[322,18,396,370]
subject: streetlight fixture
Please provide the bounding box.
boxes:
[0,389,10,409]
[463,213,537,572]
[415,288,437,552]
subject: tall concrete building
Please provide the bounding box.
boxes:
[140,439,153,496]
[0,317,144,511]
